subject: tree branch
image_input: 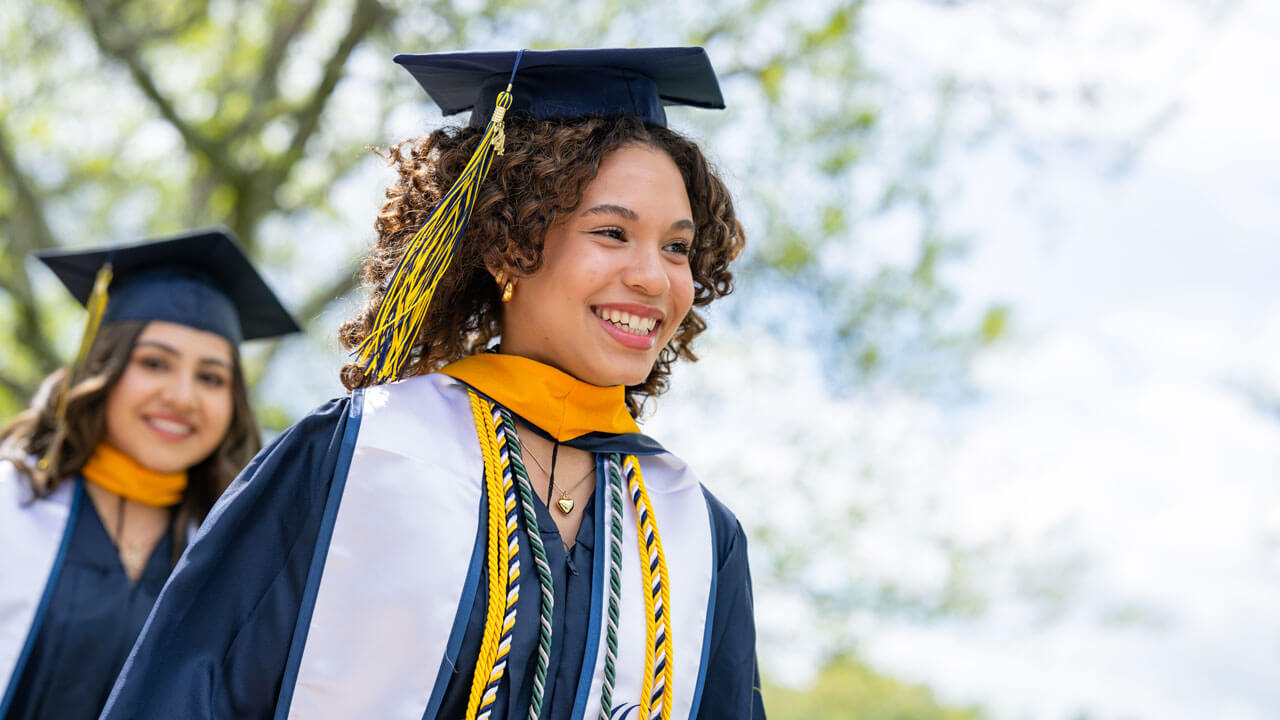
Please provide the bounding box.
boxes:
[78,0,238,180]
[230,0,391,251]
[296,263,360,326]
[0,369,32,405]
[251,263,359,374]
[278,148,369,214]
[0,271,64,375]
[0,121,56,252]
[277,0,391,176]
[231,0,322,138]
[0,121,64,373]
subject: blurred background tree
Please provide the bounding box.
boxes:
[764,654,985,719]
[0,0,1015,714]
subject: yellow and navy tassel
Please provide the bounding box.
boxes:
[354,53,525,383]
[40,259,113,472]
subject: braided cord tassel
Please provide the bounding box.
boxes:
[352,88,515,382]
[596,454,626,720]
[466,391,521,720]
[495,406,555,719]
[40,261,113,473]
[625,455,674,720]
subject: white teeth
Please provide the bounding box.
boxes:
[149,417,193,436]
[594,308,657,335]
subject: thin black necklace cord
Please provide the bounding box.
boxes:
[548,440,560,503]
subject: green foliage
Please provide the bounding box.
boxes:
[979,305,1010,344]
[0,0,1005,408]
[764,655,986,720]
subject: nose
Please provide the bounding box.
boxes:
[621,242,669,296]
[160,372,198,413]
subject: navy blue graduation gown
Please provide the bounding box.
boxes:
[101,397,765,719]
[4,484,174,720]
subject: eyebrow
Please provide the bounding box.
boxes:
[135,340,233,370]
[582,204,696,233]
[583,204,639,221]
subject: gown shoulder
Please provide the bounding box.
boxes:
[697,484,767,719]
[101,396,353,720]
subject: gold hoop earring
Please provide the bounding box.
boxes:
[501,279,515,303]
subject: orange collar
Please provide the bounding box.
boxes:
[82,443,187,507]
[440,353,639,442]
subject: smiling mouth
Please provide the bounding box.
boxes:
[145,416,195,437]
[592,307,659,336]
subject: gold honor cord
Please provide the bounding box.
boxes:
[465,392,675,718]
[626,455,674,720]
[353,87,515,383]
[467,390,520,720]
[40,261,113,472]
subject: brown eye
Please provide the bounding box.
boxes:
[665,240,692,256]
[593,227,626,241]
[198,371,229,388]
[137,355,169,372]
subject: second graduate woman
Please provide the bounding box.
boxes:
[103,48,764,719]
[0,230,298,720]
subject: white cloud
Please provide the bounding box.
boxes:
[674,2,1280,718]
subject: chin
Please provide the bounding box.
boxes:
[139,458,188,474]
[585,358,655,388]
[137,449,207,475]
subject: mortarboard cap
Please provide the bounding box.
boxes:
[36,228,300,345]
[394,46,726,129]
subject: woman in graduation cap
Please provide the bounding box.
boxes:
[103,47,764,720]
[0,230,299,720]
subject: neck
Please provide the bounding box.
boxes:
[81,443,188,507]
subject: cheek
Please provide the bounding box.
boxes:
[202,387,236,439]
[658,268,696,347]
[671,265,696,316]
[104,368,145,420]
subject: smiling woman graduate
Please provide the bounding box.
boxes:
[0,230,299,720]
[101,47,764,720]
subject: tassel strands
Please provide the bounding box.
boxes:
[354,53,525,383]
[40,260,113,472]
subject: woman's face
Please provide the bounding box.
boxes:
[500,143,696,387]
[501,144,701,386]
[103,321,236,473]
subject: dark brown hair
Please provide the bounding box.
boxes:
[339,113,745,414]
[0,321,261,529]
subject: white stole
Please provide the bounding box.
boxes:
[284,373,716,720]
[0,463,77,703]
[577,450,714,720]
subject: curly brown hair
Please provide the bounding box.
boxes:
[0,321,261,534]
[339,113,745,415]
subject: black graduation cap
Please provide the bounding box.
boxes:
[35,228,300,344]
[394,46,726,129]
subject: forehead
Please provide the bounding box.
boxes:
[579,145,691,214]
[136,320,235,361]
